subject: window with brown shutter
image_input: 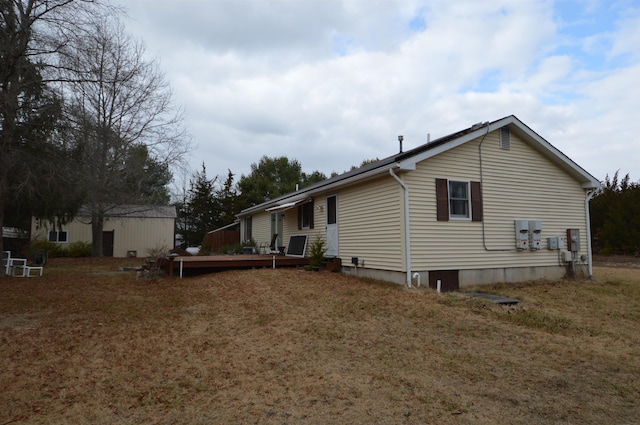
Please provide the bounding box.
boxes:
[436,178,482,221]
[436,178,449,221]
[471,181,482,222]
[298,200,314,229]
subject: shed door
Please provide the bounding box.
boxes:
[326,195,338,257]
[102,231,114,257]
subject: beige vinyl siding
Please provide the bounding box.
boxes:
[338,175,405,271]
[407,130,589,270]
[250,199,325,256]
[281,199,325,246]
[32,216,175,257]
[251,213,272,248]
[106,217,175,257]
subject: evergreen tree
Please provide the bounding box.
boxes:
[176,164,218,248]
[590,171,640,255]
[237,156,327,207]
[0,0,107,256]
[216,169,240,228]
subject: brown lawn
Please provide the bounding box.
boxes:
[1,258,638,424]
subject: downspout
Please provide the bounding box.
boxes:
[585,188,597,278]
[390,167,412,287]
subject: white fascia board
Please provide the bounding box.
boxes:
[238,165,394,217]
[502,116,600,188]
[264,199,309,212]
[397,115,600,189]
[395,126,491,170]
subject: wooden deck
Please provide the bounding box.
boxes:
[161,254,311,277]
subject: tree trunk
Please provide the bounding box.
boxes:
[91,212,104,257]
[0,190,5,278]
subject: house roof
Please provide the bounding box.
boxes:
[77,205,177,219]
[238,115,600,216]
[207,221,240,234]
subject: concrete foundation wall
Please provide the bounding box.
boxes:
[341,265,407,285]
[341,264,587,288]
[457,266,567,288]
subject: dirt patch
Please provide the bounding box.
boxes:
[0,310,53,330]
[0,258,638,424]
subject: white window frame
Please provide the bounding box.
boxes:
[48,230,69,243]
[300,202,313,229]
[243,216,253,242]
[448,180,471,220]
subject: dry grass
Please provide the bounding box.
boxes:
[1,258,639,424]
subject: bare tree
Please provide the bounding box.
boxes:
[61,16,190,256]
[0,0,106,257]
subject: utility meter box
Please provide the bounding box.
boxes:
[566,229,580,252]
[547,236,559,250]
[528,220,542,250]
[514,220,529,250]
[558,235,567,250]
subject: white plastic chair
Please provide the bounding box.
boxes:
[2,251,10,276]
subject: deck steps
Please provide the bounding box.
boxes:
[322,257,342,272]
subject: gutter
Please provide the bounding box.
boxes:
[238,163,396,217]
[389,167,412,287]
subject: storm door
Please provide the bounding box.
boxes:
[270,212,283,249]
[325,195,338,257]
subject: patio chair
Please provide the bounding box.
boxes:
[2,251,10,276]
[260,234,280,254]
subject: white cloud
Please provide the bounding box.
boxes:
[118,0,640,185]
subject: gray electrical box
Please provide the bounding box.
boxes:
[528,220,542,250]
[514,220,529,250]
[547,236,559,250]
[567,229,580,252]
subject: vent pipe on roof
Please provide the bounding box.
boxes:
[427,133,431,143]
[398,135,404,153]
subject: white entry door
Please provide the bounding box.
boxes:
[270,212,283,248]
[326,195,339,257]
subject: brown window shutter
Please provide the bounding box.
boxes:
[309,200,314,229]
[297,205,302,229]
[436,178,449,221]
[471,181,482,222]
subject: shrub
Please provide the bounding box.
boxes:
[30,239,66,258]
[66,241,92,257]
[242,239,257,247]
[220,243,243,255]
[199,237,212,255]
[309,236,326,268]
[146,243,171,259]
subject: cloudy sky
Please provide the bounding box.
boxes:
[116,0,640,185]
